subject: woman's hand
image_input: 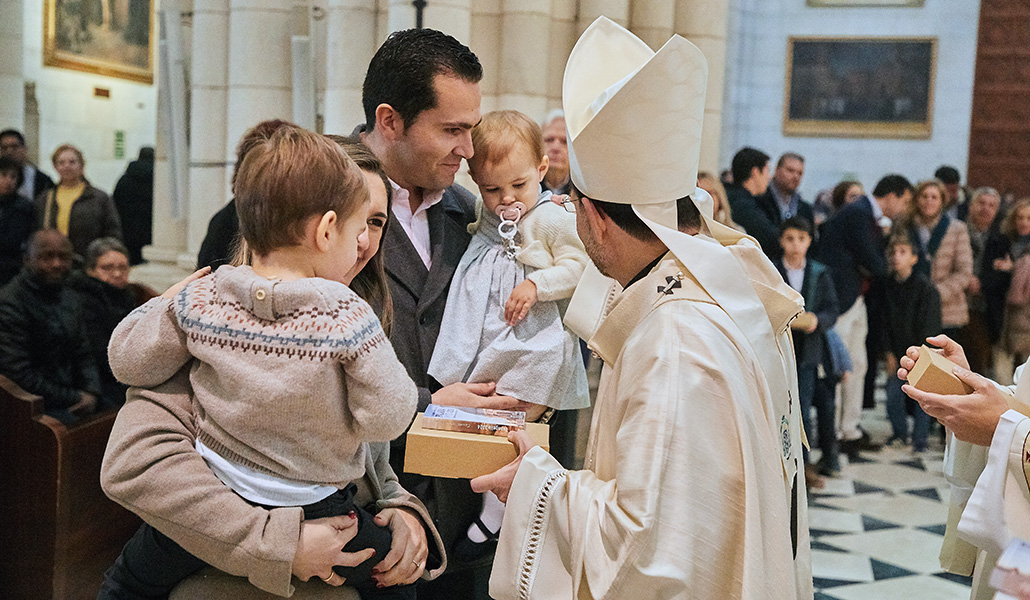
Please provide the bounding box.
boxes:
[371,508,429,587]
[292,515,375,585]
[995,255,1014,272]
[897,334,969,381]
[161,266,211,299]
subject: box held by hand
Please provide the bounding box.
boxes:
[404,413,549,480]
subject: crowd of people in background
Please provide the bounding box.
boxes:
[0,128,156,423]
[719,145,1026,487]
[3,120,1027,485]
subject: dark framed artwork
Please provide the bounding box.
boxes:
[783,37,936,138]
[807,0,924,6]
[44,0,154,84]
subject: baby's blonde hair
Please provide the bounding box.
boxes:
[468,110,544,175]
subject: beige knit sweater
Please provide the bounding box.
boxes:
[108,265,417,486]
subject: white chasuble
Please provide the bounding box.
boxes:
[490,254,813,600]
[956,359,1030,600]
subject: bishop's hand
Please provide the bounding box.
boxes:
[470,430,537,503]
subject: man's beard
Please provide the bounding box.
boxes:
[579,228,614,280]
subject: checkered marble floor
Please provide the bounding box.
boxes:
[808,390,974,600]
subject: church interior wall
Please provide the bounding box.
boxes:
[720,0,980,200]
[12,0,158,194]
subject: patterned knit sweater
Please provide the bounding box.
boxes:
[108,265,417,486]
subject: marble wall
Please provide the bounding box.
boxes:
[720,0,981,201]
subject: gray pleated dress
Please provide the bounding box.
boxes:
[427,195,589,410]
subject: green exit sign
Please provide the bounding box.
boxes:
[114,130,125,160]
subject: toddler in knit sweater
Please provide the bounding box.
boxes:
[427,110,590,560]
[102,126,417,599]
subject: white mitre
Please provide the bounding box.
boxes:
[563,15,707,230]
[562,17,741,341]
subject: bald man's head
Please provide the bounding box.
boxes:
[26,230,73,285]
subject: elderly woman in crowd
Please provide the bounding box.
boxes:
[961,187,1005,374]
[897,179,973,341]
[100,139,437,600]
[36,143,122,261]
[995,198,1030,367]
[69,238,157,406]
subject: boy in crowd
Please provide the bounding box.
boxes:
[869,234,943,453]
[776,217,841,483]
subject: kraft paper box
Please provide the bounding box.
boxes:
[907,345,974,395]
[404,413,550,479]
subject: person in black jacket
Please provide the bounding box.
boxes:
[0,129,54,201]
[869,234,943,453]
[196,120,297,270]
[68,238,142,407]
[725,147,776,254]
[0,230,103,423]
[112,147,154,265]
[776,217,841,482]
[0,156,35,287]
[816,174,913,458]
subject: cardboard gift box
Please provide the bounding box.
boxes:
[404,413,550,479]
[906,345,974,395]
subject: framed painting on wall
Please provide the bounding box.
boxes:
[44,0,154,84]
[807,0,925,6]
[783,36,936,139]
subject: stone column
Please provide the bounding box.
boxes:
[470,0,501,113]
[0,0,24,131]
[422,0,473,44]
[323,0,378,134]
[630,0,674,51]
[223,0,294,255]
[545,0,576,110]
[577,0,629,34]
[675,0,729,174]
[188,0,231,255]
[136,1,193,291]
[496,0,550,118]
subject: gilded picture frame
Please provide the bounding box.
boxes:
[807,0,925,6]
[44,0,154,84]
[783,36,936,139]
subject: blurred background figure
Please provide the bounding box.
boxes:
[935,165,972,221]
[0,156,36,287]
[0,230,104,423]
[962,187,1004,375]
[112,147,154,265]
[69,237,157,409]
[540,110,570,195]
[36,143,122,262]
[998,198,1030,368]
[697,170,742,232]
[0,129,54,202]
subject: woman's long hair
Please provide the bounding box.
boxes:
[231,135,395,336]
[328,136,394,337]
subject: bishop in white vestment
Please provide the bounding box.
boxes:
[473,17,813,600]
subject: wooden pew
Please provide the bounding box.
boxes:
[0,376,140,600]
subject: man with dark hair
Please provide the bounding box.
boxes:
[358,28,515,600]
[0,128,54,201]
[726,146,781,256]
[0,230,103,423]
[816,173,913,459]
[0,156,35,286]
[935,164,972,221]
[478,18,811,598]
